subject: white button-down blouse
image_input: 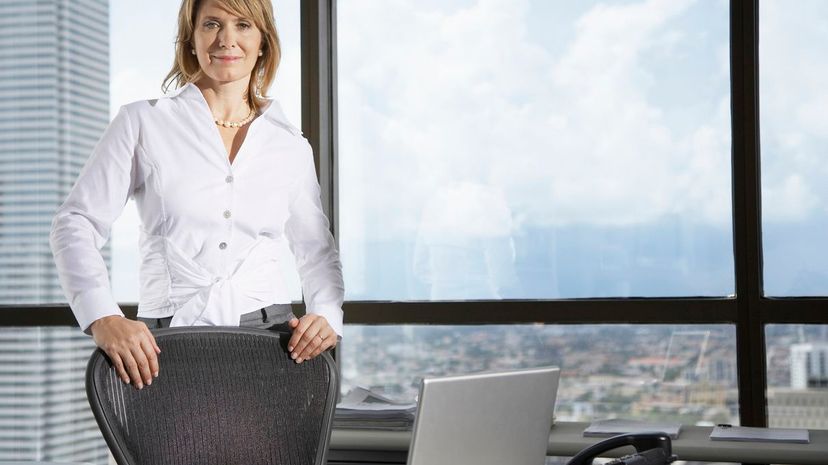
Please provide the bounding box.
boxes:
[50,83,344,336]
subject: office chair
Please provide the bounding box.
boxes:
[85,326,338,465]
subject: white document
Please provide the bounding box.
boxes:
[334,386,417,430]
[710,425,809,444]
[583,418,681,439]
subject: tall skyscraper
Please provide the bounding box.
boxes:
[0,0,111,463]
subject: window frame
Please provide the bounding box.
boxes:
[304,0,828,429]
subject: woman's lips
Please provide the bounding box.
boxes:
[212,56,241,63]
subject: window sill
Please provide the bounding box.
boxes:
[329,421,828,464]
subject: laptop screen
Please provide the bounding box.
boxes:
[407,366,560,465]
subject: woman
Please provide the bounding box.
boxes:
[49,0,343,390]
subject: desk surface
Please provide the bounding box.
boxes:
[330,421,828,465]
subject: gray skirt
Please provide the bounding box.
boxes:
[138,304,296,330]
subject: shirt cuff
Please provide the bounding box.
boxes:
[71,287,124,335]
[309,304,344,338]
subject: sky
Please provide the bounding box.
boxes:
[107,0,828,301]
[336,0,735,299]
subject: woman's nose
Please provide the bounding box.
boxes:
[217,28,236,48]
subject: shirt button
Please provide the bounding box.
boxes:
[219,242,227,250]
[223,210,232,219]
[213,277,221,283]
[225,175,234,183]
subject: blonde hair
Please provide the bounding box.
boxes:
[162,0,281,113]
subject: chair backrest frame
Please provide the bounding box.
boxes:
[86,326,338,465]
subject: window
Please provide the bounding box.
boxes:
[337,0,733,301]
[343,323,739,422]
[759,0,828,297]
[3,4,828,461]
[336,0,737,421]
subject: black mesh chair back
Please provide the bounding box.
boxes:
[86,326,338,465]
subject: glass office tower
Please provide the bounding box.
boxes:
[0,0,110,462]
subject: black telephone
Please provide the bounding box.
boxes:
[566,432,678,465]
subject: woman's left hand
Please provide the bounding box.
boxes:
[287,314,337,363]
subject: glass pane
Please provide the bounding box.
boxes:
[337,0,733,300]
[0,327,106,462]
[766,324,828,429]
[109,1,303,303]
[342,324,739,425]
[0,1,111,305]
[759,1,828,296]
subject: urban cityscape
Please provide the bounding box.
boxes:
[341,324,828,430]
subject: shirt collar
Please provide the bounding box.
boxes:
[165,82,301,136]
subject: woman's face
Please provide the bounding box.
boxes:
[192,0,263,87]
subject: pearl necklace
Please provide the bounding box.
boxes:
[214,108,256,128]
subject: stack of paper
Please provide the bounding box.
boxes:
[710,425,809,444]
[583,418,682,439]
[334,386,417,430]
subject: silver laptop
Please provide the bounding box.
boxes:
[407,366,560,465]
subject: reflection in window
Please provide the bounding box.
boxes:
[338,0,733,300]
[342,324,739,424]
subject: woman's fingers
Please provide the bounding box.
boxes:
[287,317,308,354]
[109,352,130,384]
[288,316,314,356]
[289,315,336,363]
[309,333,336,359]
[139,337,159,382]
[92,316,161,389]
[297,331,325,362]
[291,316,324,362]
[119,345,144,389]
[146,326,161,355]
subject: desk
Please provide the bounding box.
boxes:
[329,421,828,465]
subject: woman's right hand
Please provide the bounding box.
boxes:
[90,315,161,389]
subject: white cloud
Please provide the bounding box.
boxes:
[762,174,820,222]
[337,0,732,243]
[759,0,828,222]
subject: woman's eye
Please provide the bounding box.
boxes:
[238,22,251,30]
[204,21,220,29]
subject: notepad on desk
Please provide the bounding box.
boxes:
[710,425,809,444]
[583,418,682,439]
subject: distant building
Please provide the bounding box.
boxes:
[768,388,828,429]
[0,0,111,463]
[705,353,737,386]
[790,343,828,389]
